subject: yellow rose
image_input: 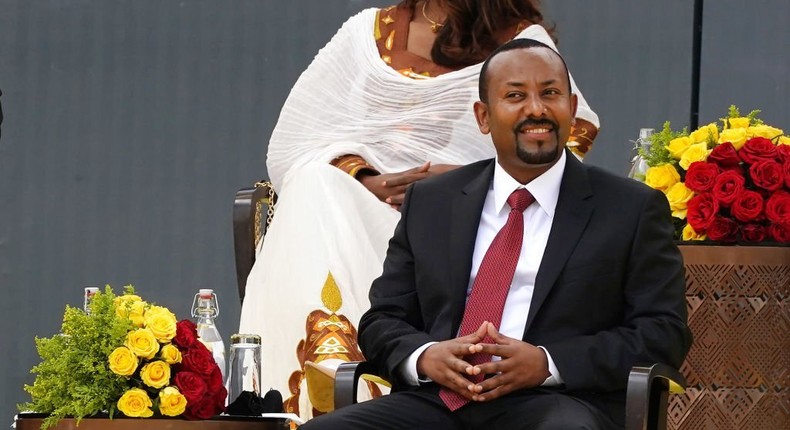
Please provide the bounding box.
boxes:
[682,224,706,241]
[140,360,171,389]
[667,136,692,159]
[724,117,750,129]
[645,164,681,192]
[779,136,790,146]
[160,344,182,364]
[679,142,710,170]
[108,346,139,376]
[688,123,719,144]
[114,294,142,310]
[126,328,160,359]
[145,305,177,320]
[747,125,783,140]
[665,183,695,219]
[116,295,147,327]
[158,386,187,417]
[145,310,177,343]
[117,388,154,418]
[718,128,748,149]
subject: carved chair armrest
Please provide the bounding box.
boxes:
[625,363,686,430]
[233,180,277,304]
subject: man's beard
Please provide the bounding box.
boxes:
[514,118,562,165]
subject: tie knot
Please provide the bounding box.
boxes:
[507,188,534,213]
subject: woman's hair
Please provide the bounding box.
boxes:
[404,0,553,68]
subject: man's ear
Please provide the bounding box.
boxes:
[473,100,490,135]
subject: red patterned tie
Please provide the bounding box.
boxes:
[439,188,534,411]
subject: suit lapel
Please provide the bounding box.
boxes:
[446,160,494,338]
[524,153,594,333]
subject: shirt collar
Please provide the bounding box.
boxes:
[492,150,566,217]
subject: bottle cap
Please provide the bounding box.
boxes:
[198,288,214,298]
[231,334,261,345]
[639,128,655,139]
[84,287,99,295]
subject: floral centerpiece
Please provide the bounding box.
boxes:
[640,106,789,243]
[20,286,226,429]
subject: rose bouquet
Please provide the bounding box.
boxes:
[641,106,789,243]
[21,286,226,429]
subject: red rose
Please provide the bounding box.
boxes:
[711,170,745,206]
[706,216,739,242]
[777,144,790,163]
[769,222,790,243]
[708,142,741,167]
[749,160,784,192]
[731,190,764,222]
[740,137,778,164]
[765,191,790,224]
[173,371,208,403]
[184,394,218,420]
[174,320,199,348]
[212,385,228,412]
[206,366,224,392]
[687,193,719,232]
[182,343,217,376]
[684,162,720,192]
[741,224,767,242]
[784,160,790,189]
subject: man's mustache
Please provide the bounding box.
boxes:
[514,118,559,134]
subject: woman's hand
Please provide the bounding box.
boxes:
[359,162,461,210]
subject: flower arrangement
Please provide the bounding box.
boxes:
[21,286,226,429]
[641,106,789,243]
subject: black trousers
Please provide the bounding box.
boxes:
[300,388,621,430]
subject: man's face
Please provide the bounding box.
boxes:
[474,48,578,177]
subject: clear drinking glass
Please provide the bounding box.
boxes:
[226,333,262,406]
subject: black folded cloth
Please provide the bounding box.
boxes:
[225,390,284,416]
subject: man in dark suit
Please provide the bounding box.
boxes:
[301,38,691,430]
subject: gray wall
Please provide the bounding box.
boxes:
[1,0,787,422]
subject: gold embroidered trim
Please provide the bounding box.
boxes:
[374,10,382,40]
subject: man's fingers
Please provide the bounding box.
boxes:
[472,382,511,402]
[485,321,509,342]
[475,343,508,358]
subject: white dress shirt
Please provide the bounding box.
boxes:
[400,151,567,386]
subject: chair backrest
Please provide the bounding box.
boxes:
[233,180,277,304]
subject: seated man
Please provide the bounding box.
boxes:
[301,38,692,430]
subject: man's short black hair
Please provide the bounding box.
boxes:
[478,38,572,103]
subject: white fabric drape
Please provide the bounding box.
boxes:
[239,7,599,420]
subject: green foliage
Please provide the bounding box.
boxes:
[641,121,686,168]
[723,104,764,127]
[20,286,134,429]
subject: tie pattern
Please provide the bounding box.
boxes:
[439,188,534,411]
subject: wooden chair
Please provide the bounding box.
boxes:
[233,180,276,304]
[334,361,686,430]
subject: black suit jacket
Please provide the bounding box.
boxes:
[358,152,692,418]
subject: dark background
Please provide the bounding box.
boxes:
[1,0,787,422]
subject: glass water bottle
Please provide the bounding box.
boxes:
[191,289,227,382]
[627,128,655,182]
